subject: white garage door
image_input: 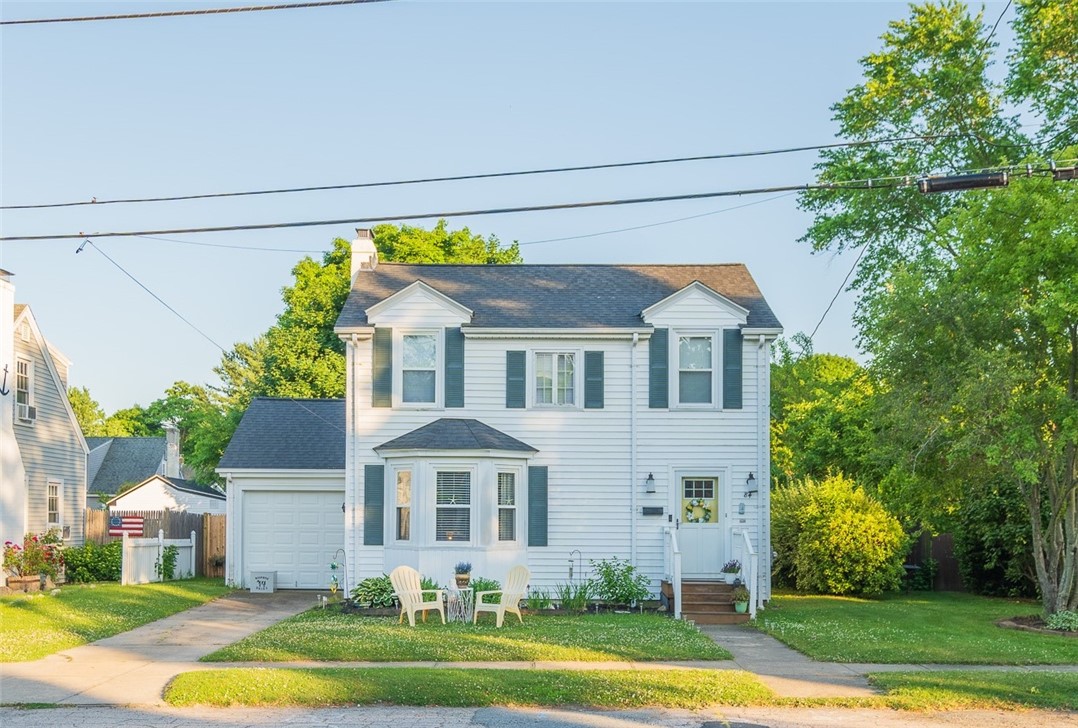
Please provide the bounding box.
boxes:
[242,491,344,589]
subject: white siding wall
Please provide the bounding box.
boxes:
[110,478,226,514]
[12,319,86,545]
[348,287,772,596]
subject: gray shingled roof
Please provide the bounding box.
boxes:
[335,264,781,330]
[376,418,537,453]
[87,437,166,496]
[161,477,225,500]
[218,398,345,470]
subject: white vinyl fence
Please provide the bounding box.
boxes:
[121,530,197,585]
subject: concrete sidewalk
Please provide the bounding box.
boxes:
[0,589,315,706]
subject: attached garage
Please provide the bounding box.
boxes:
[242,490,343,589]
[218,398,346,589]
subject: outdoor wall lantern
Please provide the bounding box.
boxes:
[745,473,758,497]
[644,473,656,494]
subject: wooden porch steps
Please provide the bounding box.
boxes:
[666,579,750,625]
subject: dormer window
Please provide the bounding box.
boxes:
[678,334,715,405]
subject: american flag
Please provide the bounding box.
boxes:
[108,515,144,537]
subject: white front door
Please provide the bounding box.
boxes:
[677,475,724,577]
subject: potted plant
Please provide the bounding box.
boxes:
[731,585,750,614]
[454,561,472,588]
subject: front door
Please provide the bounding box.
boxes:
[678,475,724,577]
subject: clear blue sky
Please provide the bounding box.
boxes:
[1,1,1013,413]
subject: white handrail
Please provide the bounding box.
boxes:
[664,527,682,619]
[738,529,759,619]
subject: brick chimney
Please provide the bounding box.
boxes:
[350,228,378,282]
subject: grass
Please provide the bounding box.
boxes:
[754,591,1075,664]
[165,667,770,708]
[164,667,1078,711]
[203,611,732,662]
[0,578,231,662]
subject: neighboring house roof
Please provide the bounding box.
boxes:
[106,475,224,505]
[218,398,346,470]
[13,303,27,319]
[335,263,782,330]
[86,437,166,496]
[376,418,537,453]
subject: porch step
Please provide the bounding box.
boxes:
[665,580,750,624]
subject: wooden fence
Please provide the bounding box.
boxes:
[84,509,226,578]
[908,532,964,592]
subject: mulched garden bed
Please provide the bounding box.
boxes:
[997,615,1078,638]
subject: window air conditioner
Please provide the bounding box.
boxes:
[16,404,36,422]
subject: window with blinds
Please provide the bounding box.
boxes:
[395,469,411,541]
[436,471,471,542]
[498,472,516,541]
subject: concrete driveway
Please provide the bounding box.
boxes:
[0,589,315,705]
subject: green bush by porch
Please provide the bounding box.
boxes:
[203,611,732,662]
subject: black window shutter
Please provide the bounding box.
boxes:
[723,328,743,409]
[506,350,526,408]
[528,466,548,547]
[445,327,465,408]
[372,328,393,408]
[649,328,669,408]
[363,464,385,546]
[584,351,604,409]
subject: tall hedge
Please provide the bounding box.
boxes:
[772,473,908,596]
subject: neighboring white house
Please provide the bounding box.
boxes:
[106,474,226,514]
[86,423,189,508]
[0,270,89,586]
[220,230,781,609]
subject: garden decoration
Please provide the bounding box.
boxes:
[731,585,750,614]
[454,561,472,588]
[330,549,348,597]
[721,559,741,574]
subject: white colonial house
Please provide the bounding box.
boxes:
[220,230,781,619]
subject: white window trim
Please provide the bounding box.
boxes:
[530,348,582,409]
[47,479,63,528]
[394,329,442,408]
[392,464,414,543]
[672,330,721,409]
[14,357,35,424]
[432,463,476,546]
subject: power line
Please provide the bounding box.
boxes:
[980,0,1013,53]
[0,0,389,26]
[134,234,321,253]
[0,180,909,242]
[77,238,347,434]
[809,242,870,342]
[1,135,960,211]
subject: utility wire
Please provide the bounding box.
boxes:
[134,234,321,253]
[980,0,1013,53]
[0,0,389,26]
[0,181,909,242]
[809,242,870,342]
[77,238,347,434]
[1,135,960,211]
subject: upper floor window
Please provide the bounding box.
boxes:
[678,335,714,405]
[47,480,62,526]
[535,352,575,406]
[15,358,35,423]
[402,334,437,404]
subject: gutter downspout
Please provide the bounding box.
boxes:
[756,333,767,605]
[630,332,639,568]
[349,333,359,587]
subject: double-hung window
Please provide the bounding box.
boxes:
[497,472,516,541]
[678,335,714,405]
[535,352,575,406]
[435,471,471,542]
[402,333,437,404]
[15,358,33,422]
[395,469,412,541]
[47,480,62,526]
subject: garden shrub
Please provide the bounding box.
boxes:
[64,540,122,583]
[772,473,908,596]
[907,556,938,591]
[953,482,1037,598]
[470,576,501,604]
[554,581,592,612]
[351,574,395,607]
[3,529,65,579]
[1045,610,1078,632]
[590,556,650,606]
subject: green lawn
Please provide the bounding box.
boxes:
[164,667,1078,711]
[203,611,732,662]
[866,671,1078,711]
[754,591,1074,664]
[166,667,769,708]
[0,579,231,662]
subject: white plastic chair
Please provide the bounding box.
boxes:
[474,565,530,627]
[390,565,445,627]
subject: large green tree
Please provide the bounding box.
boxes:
[801,0,1077,613]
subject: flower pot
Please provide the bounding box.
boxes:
[734,601,748,614]
[455,574,471,588]
[6,576,41,593]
